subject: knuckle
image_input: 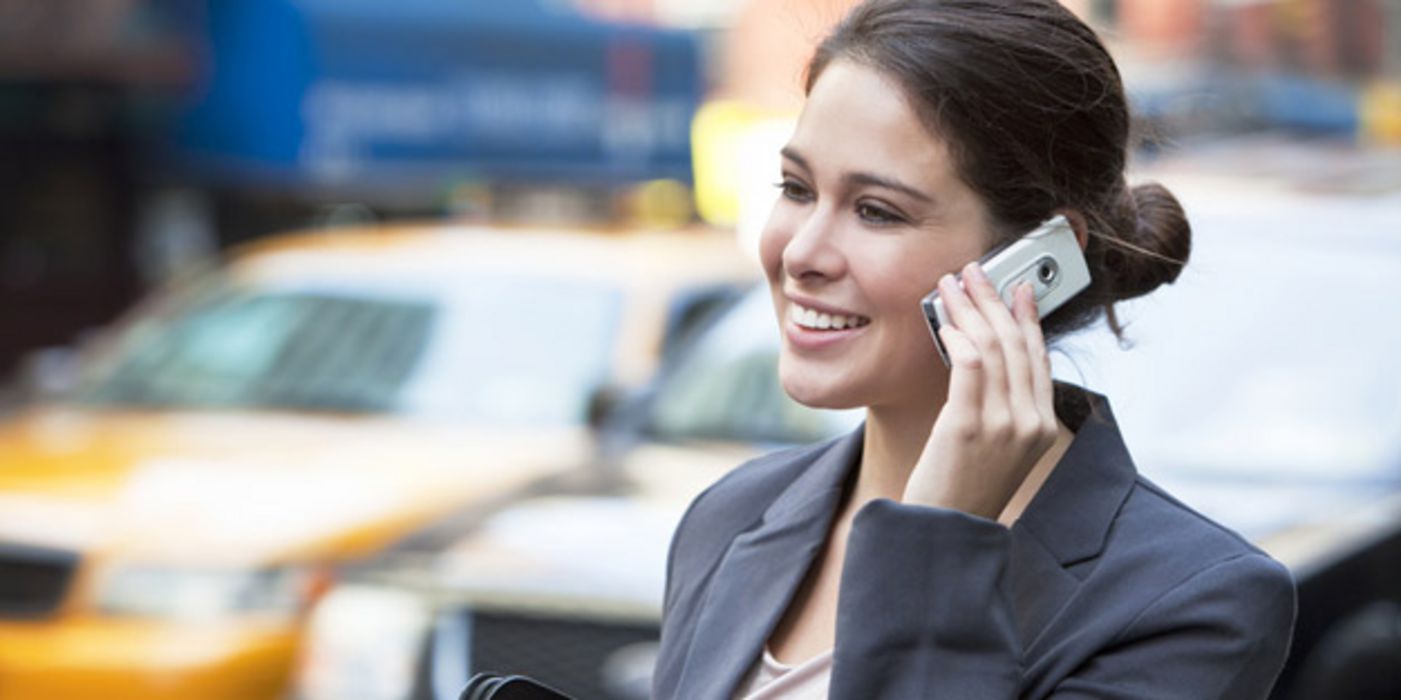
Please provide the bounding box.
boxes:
[948,418,980,443]
[969,332,1003,358]
[1013,416,1041,441]
[951,351,984,371]
[985,412,1014,439]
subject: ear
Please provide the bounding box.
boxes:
[1056,208,1089,251]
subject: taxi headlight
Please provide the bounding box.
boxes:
[98,564,329,620]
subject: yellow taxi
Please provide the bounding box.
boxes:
[0,222,754,699]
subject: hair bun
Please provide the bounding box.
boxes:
[1105,182,1191,301]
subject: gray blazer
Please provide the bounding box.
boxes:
[654,386,1296,699]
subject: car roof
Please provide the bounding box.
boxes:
[228,222,756,291]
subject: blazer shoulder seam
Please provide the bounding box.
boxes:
[1110,550,1285,645]
[1132,476,1265,556]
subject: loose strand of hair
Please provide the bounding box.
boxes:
[1087,228,1186,269]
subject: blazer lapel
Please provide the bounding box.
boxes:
[1010,386,1138,648]
[674,426,864,700]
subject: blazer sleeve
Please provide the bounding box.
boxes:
[829,499,1296,700]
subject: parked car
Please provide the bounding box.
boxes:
[0,222,755,700]
[295,191,1401,700]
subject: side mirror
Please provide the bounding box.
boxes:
[585,383,629,432]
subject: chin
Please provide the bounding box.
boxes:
[778,362,867,410]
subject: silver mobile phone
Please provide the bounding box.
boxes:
[921,214,1090,367]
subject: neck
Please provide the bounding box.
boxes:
[854,382,947,506]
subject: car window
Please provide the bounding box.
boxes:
[78,278,436,413]
[75,270,625,425]
[401,275,623,424]
[648,288,861,445]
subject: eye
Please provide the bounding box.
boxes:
[856,201,904,225]
[775,178,814,203]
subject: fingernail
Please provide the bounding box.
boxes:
[965,262,985,281]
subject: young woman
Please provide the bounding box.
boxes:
[653,1,1295,698]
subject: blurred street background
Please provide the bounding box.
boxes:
[1,1,1399,699]
[1,0,1399,383]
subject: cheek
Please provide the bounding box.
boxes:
[850,246,939,310]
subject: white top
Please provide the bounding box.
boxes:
[734,645,834,699]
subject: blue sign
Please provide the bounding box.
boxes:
[176,0,702,188]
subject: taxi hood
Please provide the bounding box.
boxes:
[0,406,591,566]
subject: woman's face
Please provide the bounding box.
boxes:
[760,59,997,412]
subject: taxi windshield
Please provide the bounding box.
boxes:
[75,272,623,425]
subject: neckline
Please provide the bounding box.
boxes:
[762,644,835,673]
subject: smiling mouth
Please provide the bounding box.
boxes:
[788,303,871,331]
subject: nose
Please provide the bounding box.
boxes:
[780,205,847,284]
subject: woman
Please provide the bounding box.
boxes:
[653,1,1295,698]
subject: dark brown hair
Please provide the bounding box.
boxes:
[807,0,1191,350]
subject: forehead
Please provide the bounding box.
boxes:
[787,60,955,188]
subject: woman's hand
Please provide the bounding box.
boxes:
[901,261,1060,520]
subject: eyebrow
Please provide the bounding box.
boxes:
[781,147,935,205]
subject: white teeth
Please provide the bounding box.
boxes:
[789,303,869,331]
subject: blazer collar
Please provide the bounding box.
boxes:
[672,426,864,700]
[758,423,865,526]
[1013,385,1138,566]
[739,382,1139,568]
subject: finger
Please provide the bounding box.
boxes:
[1015,282,1057,426]
[962,263,1035,417]
[939,270,1007,398]
[938,324,985,419]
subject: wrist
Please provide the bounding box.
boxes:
[900,482,1004,520]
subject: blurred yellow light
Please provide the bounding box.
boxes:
[692,100,794,227]
[692,100,748,226]
[1361,81,1401,146]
